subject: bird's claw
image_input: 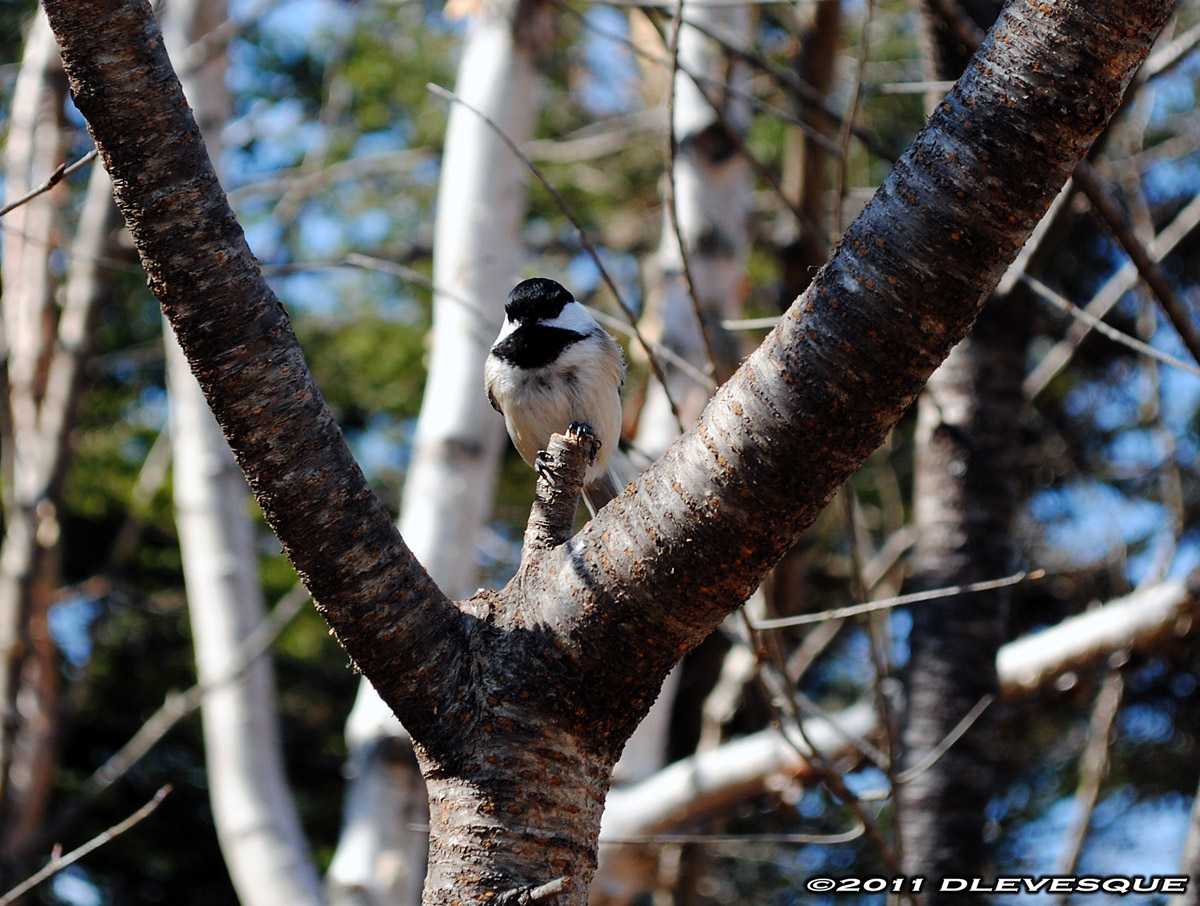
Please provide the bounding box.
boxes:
[568,421,601,465]
[534,450,555,483]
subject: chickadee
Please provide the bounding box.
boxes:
[485,277,626,515]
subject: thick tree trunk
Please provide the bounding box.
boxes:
[899,297,1024,885]
[39,0,1173,901]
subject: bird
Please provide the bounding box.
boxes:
[485,277,626,515]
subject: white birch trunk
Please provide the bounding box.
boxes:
[595,5,753,898]
[0,11,66,867]
[327,2,541,902]
[636,0,752,456]
[2,11,61,487]
[163,6,324,906]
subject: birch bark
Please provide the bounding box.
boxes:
[0,10,99,875]
[596,4,753,899]
[161,5,324,905]
[637,0,752,456]
[328,1,543,901]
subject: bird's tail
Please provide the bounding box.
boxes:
[582,467,624,517]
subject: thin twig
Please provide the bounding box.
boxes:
[750,570,1042,630]
[793,689,890,768]
[1134,291,1185,588]
[264,255,720,393]
[840,485,905,870]
[0,148,98,219]
[264,253,470,309]
[1023,188,1200,397]
[600,825,865,846]
[31,586,308,854]
[0,786,171,906]
[555,0,868,159]
[174,0,281,79]
[925,0,1200,374]
[832,0,876,241]
[427,82,686,431]
[1021,274,1200,380]
[655,7,825,238]
[1072,160,1200,366]
[740,613,906,878]
[590,309,715,392]
[1054,668,1125,882]
[667,10,895,162]
[895,694,994,784]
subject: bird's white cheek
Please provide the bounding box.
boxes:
[493,318,519,344]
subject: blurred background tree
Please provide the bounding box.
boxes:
[0,0,1197,903]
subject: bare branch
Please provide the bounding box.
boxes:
[0,786,171,906]
[1054,669,1124,879]
[895,695,994,785]
[0,148,98,219]
[751,570,1040,630]
[600,827,864,846]
[998,576,1199,700]
[32,586,308,853]
[1022,274,1200,380]
[1024,188,1200,397]
[663,8,895,161]
[602,703,878,839]
[1072,160,1200,366]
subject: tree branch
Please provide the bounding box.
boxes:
[38,0,459,740]
[0,786,171,906]
[553,0,1175,740]
[520,426,597,555]
[1072,159,1200,366]
[998,573,1199,700]
[0,148,96,219]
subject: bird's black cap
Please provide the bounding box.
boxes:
[505,277,573,323]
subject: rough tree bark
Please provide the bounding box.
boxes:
[160,3,326,904]
[38,0,1173,902]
